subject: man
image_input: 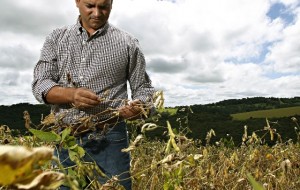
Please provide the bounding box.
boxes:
[32,0,155,189]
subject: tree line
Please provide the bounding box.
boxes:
[1,97,300,145]
[143,96,300,145]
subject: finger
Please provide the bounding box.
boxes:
[73,98,99,109]
[76,88,99,101]
[82,91,99,101]
[130,106,141,114]
[117,106,130,117]
[126,107,142,118]
[81,97,100,107]
[74,89,102,106]
[130,99,141,106]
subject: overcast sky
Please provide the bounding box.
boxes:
[0,0,299,107]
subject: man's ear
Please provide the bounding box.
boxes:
[75,0,80,8]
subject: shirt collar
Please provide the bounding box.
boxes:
[75,16,109,37]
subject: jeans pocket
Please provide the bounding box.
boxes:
[106,131,128,144]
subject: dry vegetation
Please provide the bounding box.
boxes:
[130,132,300,189]
[1,92,300,190]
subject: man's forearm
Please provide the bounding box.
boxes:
[46,86,101,108]
[45,86,76,105]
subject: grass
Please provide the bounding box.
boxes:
[231,106,300,120]
[158,107,178,116]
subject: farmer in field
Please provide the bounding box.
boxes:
[32,0,155,189]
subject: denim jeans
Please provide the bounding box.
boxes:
[57,121,132,190]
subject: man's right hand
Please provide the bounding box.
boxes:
[45,86,102,108]
[72,88,102,108]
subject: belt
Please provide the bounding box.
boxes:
[71,117,122,136]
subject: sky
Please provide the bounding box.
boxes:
[0,0,299,107]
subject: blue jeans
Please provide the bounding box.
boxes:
[57,122,132,190]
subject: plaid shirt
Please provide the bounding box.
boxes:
[32,20,155,123]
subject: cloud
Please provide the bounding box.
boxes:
[0,0,77,36]
[0,44,37,69]
[148,57,187,73]
[0,0,299,107]
[0,0,78,105]
[266,10,300,73]
[0,69,35,105]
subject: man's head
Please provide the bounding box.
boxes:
[75,0,113,34]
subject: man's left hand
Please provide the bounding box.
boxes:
[118,99,144,120]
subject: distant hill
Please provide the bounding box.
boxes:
[195,96,300,114]
[151,97,300,145]
[0,103,50,135]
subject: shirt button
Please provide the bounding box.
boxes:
[82,58,86,62]
[79,76,84,80]
[83,40,86,45]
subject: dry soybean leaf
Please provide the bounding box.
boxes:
[0,145,53,186]
[15,171,65,190]
[193,154,203,160]
[41,112,56,125]
[281,159,292,173]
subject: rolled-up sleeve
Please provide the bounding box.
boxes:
[128,38,155,105]
[32,32,60,103]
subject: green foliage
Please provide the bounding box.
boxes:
[160,107,177,116]
[247,173,265,190]
[29,129,61,142]
[231,106,300,120]
[0,103,50,134]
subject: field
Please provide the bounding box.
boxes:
[131,136,300,190]
[1,93,300,189]
[231,106,300,120]
[1,111,300,189]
